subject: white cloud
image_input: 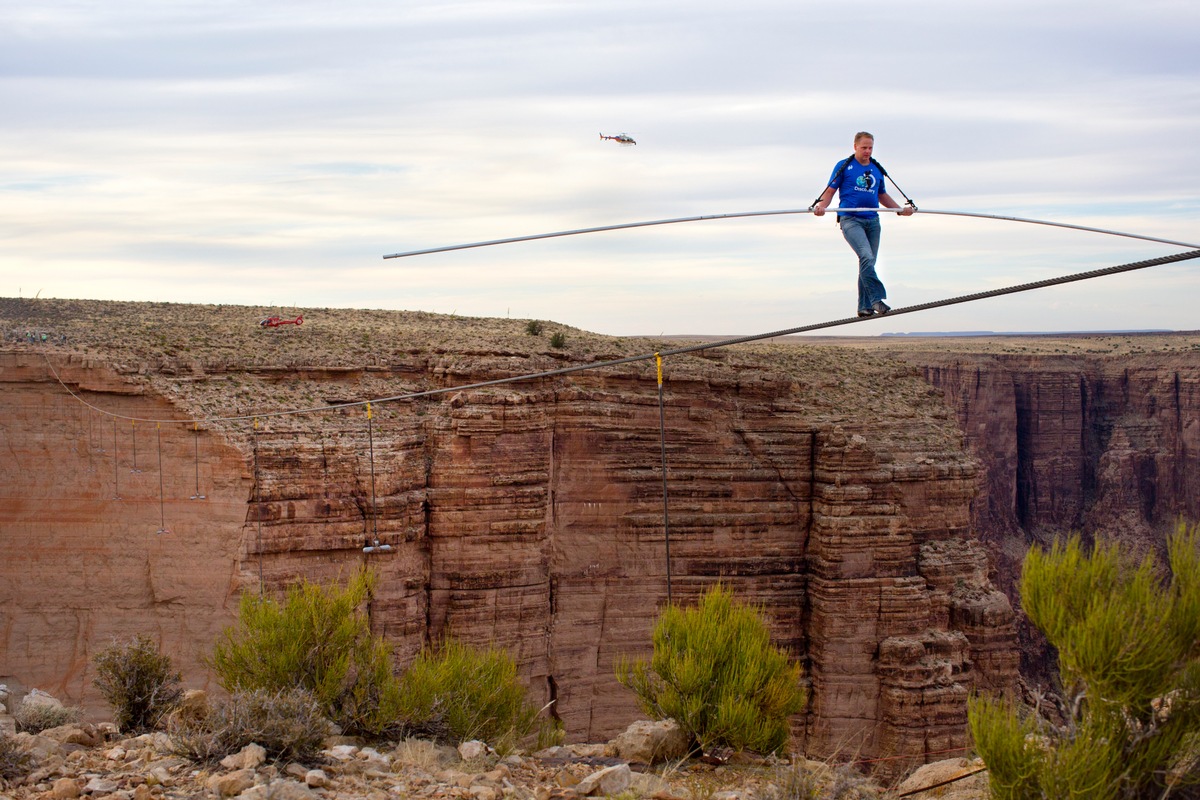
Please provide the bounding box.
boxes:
[2,0,1199,335]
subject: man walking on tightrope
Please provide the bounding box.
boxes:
[813,131,914,317]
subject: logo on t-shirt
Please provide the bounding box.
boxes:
[855,170,877,192]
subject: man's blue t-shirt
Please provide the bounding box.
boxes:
[828,157,888,219]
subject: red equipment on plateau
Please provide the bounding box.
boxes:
[259,314,303,328]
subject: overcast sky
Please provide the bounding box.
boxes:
[4,0,1200,336]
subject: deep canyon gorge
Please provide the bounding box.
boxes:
[3,298,1197,776]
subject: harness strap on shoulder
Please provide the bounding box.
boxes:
[809,155,917,211]
[809,155,855,210]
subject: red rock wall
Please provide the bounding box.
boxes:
[916,352,1200,679]
[1,352,1016,775]
[0,353,248,704]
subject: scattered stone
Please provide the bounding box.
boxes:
[609,720,690,765]
[208,769,257,797]
[436,768,474,788]
[458,740,489,761]
[51,777,81,799]
[19,733,63,759]
[83,777,120,794]
[221,743,267,771]
[124,733,171,754]
[576,764,633,796]
[237,778,320,800]
[479,765,509,784]
[0,685,985,800]
[322,735,364,749]
[324,744,359,762]
[565,743,608,759]
[146,767,172,786]
[23,689,62,710]
[358,746,390,767]
[895,757,988,799]
[41,724,103,748]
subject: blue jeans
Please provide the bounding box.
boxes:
[839,215,886,312]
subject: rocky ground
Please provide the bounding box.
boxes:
[0,295,958,447]
[15,294,1128,800]
[1,723,990,800]
[5,296,1196,431]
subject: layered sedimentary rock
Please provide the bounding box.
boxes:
[0,355,249,705]
[1,336,1013,775]
[8,293,1196,783]
[910,350,1200,677]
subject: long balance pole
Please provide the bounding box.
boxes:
[382,208,1200,259]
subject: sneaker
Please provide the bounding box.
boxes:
[857,309,874,318]
[872,300,891,315]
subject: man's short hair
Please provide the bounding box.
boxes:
[854,131,874,144]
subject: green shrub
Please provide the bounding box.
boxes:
[616,584,806,756]
[0,734,34,782]
[525,320,544,336]
[13,699,82,734]
[92,634,184,733]
[549,332,566,348]
[970,523,1200,800]
[209,568,403,738]
[169,687,328,763]
[396,638,543,753]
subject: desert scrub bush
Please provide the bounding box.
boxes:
[396,638,543,753]
[209,568,403,738]
[0,734,34,783]
[616,584,806,757]
[760,762,822,800]
[13,698,82,734]
[524,320,544,336]
[970,522,1200,800]
[92,633,184,733]
[549,331,566,348]
[169,687,327,764]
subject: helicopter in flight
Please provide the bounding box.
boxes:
[600,132,636,146]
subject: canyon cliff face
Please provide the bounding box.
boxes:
[908,347,1200,677]
[4,301,1191,774]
